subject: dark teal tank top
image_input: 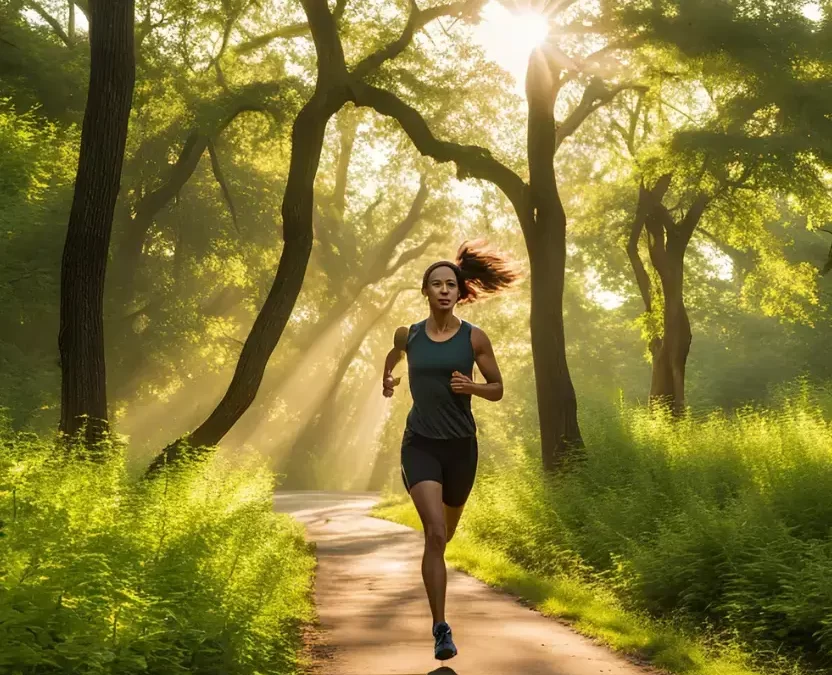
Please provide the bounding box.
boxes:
[405,319,477,439]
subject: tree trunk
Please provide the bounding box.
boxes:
[649,256,691,413]
[59,0,135,442]
[643,192,707,414]
[525,47,583,471]
[147,95,339,471]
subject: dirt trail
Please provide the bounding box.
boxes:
[275,491,652,675]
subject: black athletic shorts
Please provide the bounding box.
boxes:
[400,429,479,508]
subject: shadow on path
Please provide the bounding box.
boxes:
[279,491,652,675]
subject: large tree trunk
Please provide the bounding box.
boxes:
[147,100,332,470]
[525,47,583,470]
[59,0,135,442]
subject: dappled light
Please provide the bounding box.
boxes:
[2,0,831,672]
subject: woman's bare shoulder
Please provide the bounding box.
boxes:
[393,325,409,350]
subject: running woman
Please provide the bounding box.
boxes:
[381,240,518,661]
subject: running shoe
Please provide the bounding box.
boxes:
[433,621,457,660]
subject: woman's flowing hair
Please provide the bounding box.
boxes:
[422,239,521,304]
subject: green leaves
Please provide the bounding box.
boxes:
[0,436,315,674]
[456,398,832,665]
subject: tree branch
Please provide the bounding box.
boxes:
[133,132,209,230]
[361,193,385,233]
[68,1,75,42]
[383,232,442,278]
[627,175,671,312]
[73,0,88,19]
[353,83,531,230]
[366,173,430,275]
[644,208,669,277]
[333,111,358,215]
[556,79,647,149]
[352,0,485,78]
[234,0,347,54]
[26,1,71,46]
[677,192,710,250]
[303,0,349,85]
[207,139,240,233]
[235,22,310,53]
[627,183,654,313]
[360,175,433,282]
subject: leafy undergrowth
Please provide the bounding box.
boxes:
[374,397,832,675]
[374,498,762,675]
[0,430,315,674]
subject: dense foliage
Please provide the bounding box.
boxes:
[2,0,832,671]
[381,390,832,669]
[0,429,314,674]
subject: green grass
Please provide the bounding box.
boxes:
[0,431,316,674]
[374,499,763,675]
[374,395,832,675]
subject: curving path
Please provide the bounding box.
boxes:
[275,491,653,675]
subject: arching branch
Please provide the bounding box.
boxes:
[383,232,442,278]
[352,83,531,230]
[118,99,280,300]
[26,1,71,46]
[364,173,431,280]
[556,80,648,149]
[207,139,240,233]
[352,0,486,78]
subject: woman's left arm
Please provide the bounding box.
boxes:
[450,327,504,401]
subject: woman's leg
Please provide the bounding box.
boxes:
[409,480,448,625]
[441,436,478,543]
[444,503,466,542]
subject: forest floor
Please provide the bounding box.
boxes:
[274,491,655,675]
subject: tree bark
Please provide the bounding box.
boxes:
[649,252,691,412]
[148,100,333,470]
[643,193,708,414]
[59,0,135,442]
[147,0,352,472]
[525,47,583,470]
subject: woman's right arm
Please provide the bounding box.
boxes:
[382,326,409,397]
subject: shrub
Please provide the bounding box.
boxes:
[460,396,832,667]
[0,431,314,674]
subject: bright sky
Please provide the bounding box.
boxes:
[802,2,823,22]
[471,2,551,94]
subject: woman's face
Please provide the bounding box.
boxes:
[423,266,460,310]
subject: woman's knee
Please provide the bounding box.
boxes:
[424,522,447,551]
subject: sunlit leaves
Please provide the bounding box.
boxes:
[0,435,315,673]
[742,257,820,325]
